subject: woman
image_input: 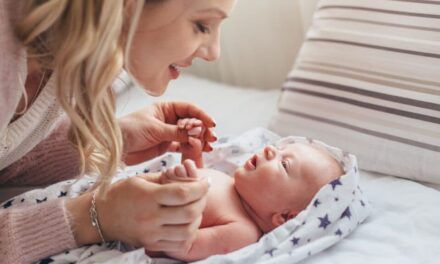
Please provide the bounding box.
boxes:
[0,0,236,263]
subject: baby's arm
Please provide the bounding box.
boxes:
[165,221,261,262]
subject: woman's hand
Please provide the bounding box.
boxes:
[66,173,210,252]
[119,102,217,165]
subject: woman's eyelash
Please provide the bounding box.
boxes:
[196,22,209,34]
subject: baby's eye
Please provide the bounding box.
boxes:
[281,160,288,171]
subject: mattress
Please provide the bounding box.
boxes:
[3,74,440,263]
[117,74,440,263]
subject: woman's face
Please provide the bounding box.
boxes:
[127,0,236,96]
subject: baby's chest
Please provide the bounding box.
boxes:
[200,174,247,227]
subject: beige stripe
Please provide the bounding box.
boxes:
[279,91,440,141]
[301,60,440,88]
[386,0,440,5]
[297,64,440,96]
[307,38,440,59]
[278,108,440,152]
[317,17,440,33]
[318,5,440,19]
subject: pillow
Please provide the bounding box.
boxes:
[269,0,440,184]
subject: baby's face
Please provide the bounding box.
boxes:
[234,143,342,230]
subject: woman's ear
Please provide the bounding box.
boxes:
[271,210,298,227]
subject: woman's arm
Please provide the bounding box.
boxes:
[0,117,80,186]
[0,199,77,264]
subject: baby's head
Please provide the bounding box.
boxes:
[233,143,343,233]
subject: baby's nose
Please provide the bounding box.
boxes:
[264,145,276,160]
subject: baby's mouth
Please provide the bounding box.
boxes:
[245,155,257,170]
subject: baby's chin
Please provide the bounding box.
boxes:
[233,166,247,179]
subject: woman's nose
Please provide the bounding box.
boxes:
[196,38,220,62]
[264,145,276,160]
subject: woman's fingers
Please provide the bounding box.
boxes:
[159,216,203,241]
[153,179,210,206]
[163,102,216,128]
[159,200,205,225]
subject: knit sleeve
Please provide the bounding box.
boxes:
[0,198,77,264]
[0,116,81,186]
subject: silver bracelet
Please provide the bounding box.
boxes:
[90,191,107,244]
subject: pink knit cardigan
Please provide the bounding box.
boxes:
[0,1,81,263]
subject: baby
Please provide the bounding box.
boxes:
[153,120,343,262]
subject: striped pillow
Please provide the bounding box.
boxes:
[269,0,440,184]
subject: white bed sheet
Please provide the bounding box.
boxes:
[3,74,439,263]
[117,74,440,263]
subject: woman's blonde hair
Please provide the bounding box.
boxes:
[16,0,148,192]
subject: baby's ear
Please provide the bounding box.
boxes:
[271,210,298,227]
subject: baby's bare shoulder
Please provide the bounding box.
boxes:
[198,169,252,226]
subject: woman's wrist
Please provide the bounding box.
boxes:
[65,192,101,245]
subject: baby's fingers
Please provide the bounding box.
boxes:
[188,126,202,137]
[182,159,198,179]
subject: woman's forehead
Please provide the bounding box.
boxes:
[184,0,235,16]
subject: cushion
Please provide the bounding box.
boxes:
[269,0,440,184]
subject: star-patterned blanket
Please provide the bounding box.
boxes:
[1,127,371,264]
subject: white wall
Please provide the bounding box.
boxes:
[184,0,319,90]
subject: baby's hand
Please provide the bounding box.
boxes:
[159,159,199,184]
[178,118,205,168]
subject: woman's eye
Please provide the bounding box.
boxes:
[196,22,210,34]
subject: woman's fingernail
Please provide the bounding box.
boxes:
[206,176,212,187]
[212,119,217,127]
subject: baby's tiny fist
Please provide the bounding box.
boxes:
[188,126,202,137]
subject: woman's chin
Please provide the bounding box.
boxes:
[141,82,168,97]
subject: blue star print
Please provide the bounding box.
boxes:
[335,229,343,236]
[313,199,321,207]
[265,248,277,257]
[318,214,331,229]
[2,199,13,209]
[291,237,300,246]
[36,197,47,204]
[329,178,342,190]
[341,206,352,219]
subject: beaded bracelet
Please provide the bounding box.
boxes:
[89,191,106,244]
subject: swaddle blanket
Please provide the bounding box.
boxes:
[1,128,371,264]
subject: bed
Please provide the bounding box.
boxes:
[117,74,440,264]
[2,72,439,263]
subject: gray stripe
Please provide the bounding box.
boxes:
[386,0,440,5]
[317,17,440,33]
[297,65,440,96]
[301,60,440,89]
[286,77,440,111]
[281,87,440,124]
[278,108,440,152]
[318,5,440,19]
[307,38,440,59]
